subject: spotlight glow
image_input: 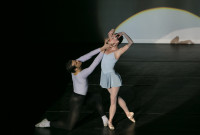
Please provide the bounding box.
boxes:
[116,7,200,43]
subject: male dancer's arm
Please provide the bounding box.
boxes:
[76,48,101,62]
[76,39,110,62]
[81,39,110,77]
[81,52,104,78]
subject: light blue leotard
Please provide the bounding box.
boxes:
[100,52,122,88]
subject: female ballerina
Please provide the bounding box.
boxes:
[100,29,135,130]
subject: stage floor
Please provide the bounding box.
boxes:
[34,111,200,135]
[33,44,200,135]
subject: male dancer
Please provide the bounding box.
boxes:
[35,39,110,130]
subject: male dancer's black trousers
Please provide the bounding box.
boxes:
[50,92,105,130]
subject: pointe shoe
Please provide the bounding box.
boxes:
[103,117,108,127]
[35,118,50,127]
[108,122,115,130]
[127,112,135,123]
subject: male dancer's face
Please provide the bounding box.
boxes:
[71,60,82,68]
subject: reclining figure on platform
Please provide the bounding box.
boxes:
[170,36,194,45]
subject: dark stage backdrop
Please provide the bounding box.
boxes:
[24,0,200,44]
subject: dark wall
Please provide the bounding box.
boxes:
[24,0,102,44]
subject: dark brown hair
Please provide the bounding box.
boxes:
[118,36,123,44]
[66,60,76,73]
[115,33,124,44]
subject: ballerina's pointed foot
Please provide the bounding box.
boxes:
[127,112,136,123]
[108,122,115,130]
[129,117,136,123]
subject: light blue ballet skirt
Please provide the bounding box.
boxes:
[100,52,122,88]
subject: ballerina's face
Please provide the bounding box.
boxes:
[108,33,121,47]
